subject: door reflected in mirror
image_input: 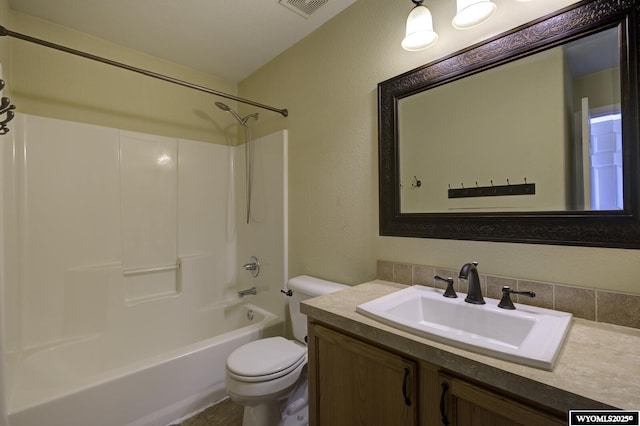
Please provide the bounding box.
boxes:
[398,27,621,214]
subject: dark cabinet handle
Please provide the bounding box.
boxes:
[402,367,412,406]
[440,382,450,425]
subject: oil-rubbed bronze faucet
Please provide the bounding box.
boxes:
[498,286,535,309]
[434,275,457,298]
[459,262,485,305]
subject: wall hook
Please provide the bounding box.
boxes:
[448,178,536,199]
[411,176,422,188]
[0,80,17,135]
[0,110,14,126]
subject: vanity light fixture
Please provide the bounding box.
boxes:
[401,0,497,51]
[452,0,497,29]
[401,0,438,51]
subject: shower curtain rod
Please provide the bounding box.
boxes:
[0,25,289,117]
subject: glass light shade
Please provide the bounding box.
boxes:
[402,5,438,51]
[452,0,497,29]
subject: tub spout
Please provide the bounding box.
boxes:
[238,286,257,297]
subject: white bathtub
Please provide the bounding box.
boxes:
[7,303,281,426]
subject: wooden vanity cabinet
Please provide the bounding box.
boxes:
[436,372,566,426]
[308,321,566,426]
[308,322,418,425]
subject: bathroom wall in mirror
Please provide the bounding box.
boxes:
[399,28,620,213]
[379,0,640,248]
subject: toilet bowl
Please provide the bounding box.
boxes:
[226,337,306,402]
[225,275,348,426]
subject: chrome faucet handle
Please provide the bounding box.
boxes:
[498,286,535,310]
[242,256,260,277]
[434,275,457,298]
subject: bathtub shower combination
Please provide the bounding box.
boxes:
[9,302,279,426]
[1,114,287,426]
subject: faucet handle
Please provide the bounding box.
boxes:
[242,256,260,277]
[498,286,536,310]
[434,275,457,298]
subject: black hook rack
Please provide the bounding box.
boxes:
[0,78,16,135]
[448,178,535,199]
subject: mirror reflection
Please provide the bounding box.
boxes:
[398,27,621,213]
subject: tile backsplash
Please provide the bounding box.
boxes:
[377,260,640,330]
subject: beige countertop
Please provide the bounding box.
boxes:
[301,280,640,413]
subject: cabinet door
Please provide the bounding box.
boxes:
[420,361,447,426]
[438,374,566,426]
[308,323,417,426]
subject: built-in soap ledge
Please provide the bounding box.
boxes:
[124,260,182,304]
[122,262,180,276]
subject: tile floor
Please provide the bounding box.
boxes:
[175,398,243,426]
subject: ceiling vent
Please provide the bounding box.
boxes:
[279,0,329,19]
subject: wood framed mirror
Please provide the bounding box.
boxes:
[378,0,640,248]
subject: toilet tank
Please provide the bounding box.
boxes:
[287,275,348,343]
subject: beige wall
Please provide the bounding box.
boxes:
[239,0,640,294]
[7,11,239,145]
[574,67,621,111]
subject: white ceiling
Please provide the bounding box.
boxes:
[8,0,356,83]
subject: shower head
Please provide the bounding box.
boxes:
[214,101,231,112]
[215,101,258,126]
[215,101,244,125]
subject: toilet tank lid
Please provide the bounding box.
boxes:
[287,275,348,296]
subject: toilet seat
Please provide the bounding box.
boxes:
[226,337,306,383]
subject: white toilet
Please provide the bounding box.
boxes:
[225,275,348,426]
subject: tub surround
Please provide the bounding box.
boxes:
[301,280,640,413]
[378,260,640,329]
[2,114,289,426]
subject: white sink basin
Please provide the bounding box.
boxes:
[356,286,572,370]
